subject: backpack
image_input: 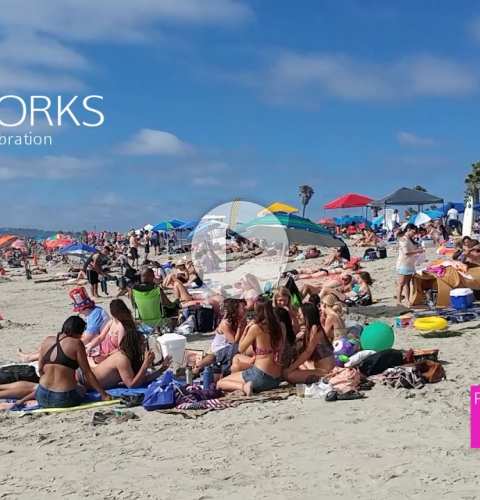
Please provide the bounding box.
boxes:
[0,364,39,384]
[193,306,215,333]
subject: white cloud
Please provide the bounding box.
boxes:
[262,51,477,102]
[0,0,252,42]
[0,0,252,92]
[191,176,222,186]
[120,129,193,156]
[0,155,104,180]
[396,131,435,147]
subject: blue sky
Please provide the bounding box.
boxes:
[1,0,480,230]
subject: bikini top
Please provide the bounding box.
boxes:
[42,333,79,371]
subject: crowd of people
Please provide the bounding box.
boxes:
[0,206,475,410]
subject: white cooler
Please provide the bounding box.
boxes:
[158,333,187,365]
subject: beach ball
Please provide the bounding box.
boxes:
[360,322,394,351]
[333,337,357,357]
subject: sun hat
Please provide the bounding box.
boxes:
[69,287,95,312]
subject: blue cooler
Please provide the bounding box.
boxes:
[450,288,474,310]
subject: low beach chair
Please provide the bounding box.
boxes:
[131,287,167,329]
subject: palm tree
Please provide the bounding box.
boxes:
[465,162,480,203]
[298,185,314,218]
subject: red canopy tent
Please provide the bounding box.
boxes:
[324,193,373,209]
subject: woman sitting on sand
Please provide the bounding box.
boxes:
[235,273,263,309]
[353,228,379,247]
[273,287,300,334]
[284,303,334,384]
[85,299,134,364]
[193,298,247,376]
[321,271,374,306]
[320,294,347,342]
[217,298,285,395]
[0,316,109,408]
[82,328,171,389]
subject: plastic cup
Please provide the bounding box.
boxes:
[296,384,306,398]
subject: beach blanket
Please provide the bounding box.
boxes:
[414,305,480,324]
[161,386,296,419]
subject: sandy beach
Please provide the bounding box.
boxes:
[1,249,479,500]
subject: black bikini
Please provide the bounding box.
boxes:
[42,334,79,370]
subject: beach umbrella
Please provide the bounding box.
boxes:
[324,193,373,209]
[144,224,154,231]
[10,239,27,253]
[44,238,73,250]
[318,217,335,225]
[237,213,343,248]
[152,219,185,232]
[257,202,299,217]
[0,235,17,248]
[424,209,443,220]
[409,212,432,227]
[59,242,97,258]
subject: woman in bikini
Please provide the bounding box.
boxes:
[85,299,135,364]
[217,298,285,395]
[322,271,373,306]
[84,328,171,389]
[284,302,335,384]
[320,294,347,342]
[193,298,247,376]
[0,316,109,408]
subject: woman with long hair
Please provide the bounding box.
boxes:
[0,316,109,407]
[273,287,300,334]
[86,299,136,363]
[86,327,171,389]
[192,298,247,376]
[217,298,284,395]
[284,302,335,384]
[320,294,347,342]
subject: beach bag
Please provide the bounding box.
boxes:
[377,247,387,259]
[142,370,176,411]
[193,306,215,333]
[416,360,446,383]
[363,248,377,261]
[359,349,404,376]
[0,364,39,384]
[324,367,360,394]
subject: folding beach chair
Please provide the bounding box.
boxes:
[131,287,168,329]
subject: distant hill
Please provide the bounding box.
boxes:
[0,228,78,240]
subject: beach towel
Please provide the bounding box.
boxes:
[160,386,295,419]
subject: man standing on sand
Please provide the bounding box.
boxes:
[83,247,111,298]
[129,231,140,267]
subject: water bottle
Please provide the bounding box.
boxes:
[185,366,193,386]
[202,366,213,390]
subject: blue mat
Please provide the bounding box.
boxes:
[9,385,149,412]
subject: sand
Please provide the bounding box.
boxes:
[1,249,480,499]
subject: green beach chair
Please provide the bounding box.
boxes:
[131,287,167,329]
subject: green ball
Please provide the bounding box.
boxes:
[360,322,394,351]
